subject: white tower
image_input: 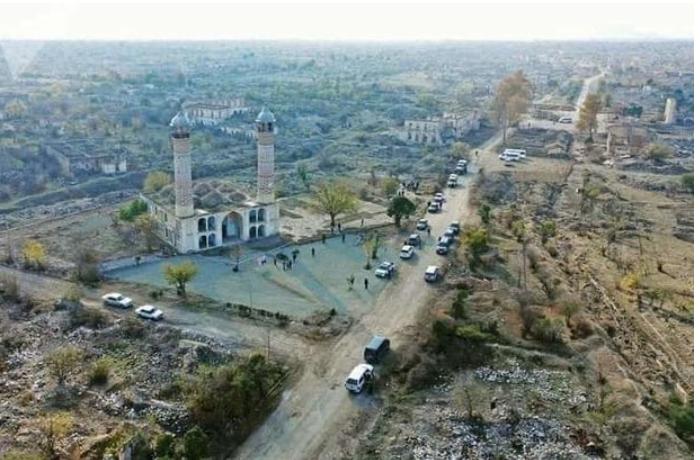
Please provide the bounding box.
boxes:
[170,111,194,218]
[256,107,276,203]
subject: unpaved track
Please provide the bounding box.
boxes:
[234,143,489,460]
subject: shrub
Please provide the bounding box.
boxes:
[154,433,176,458]
[46,346,82,386]
[88,358,112,385]
[531,317,565,343]
[122,317,145,338]
[455,324,492,343]
[70,305,110,329]
[668,395,693,444]
[180,426,209,459]
[0,274,20,301]
[118,199,148,222]
[62,285,83,303]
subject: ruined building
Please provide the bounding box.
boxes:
[141,108,280,253]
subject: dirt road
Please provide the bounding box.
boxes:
[234,141,490,459]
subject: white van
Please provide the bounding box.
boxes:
[558,116,573,124]
[499,151,520,162]
[345,363,374,393]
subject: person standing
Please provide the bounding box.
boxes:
[311,247,316,257]
[341,233,346,243]
[364,278,369,290]
[322,234,326,244]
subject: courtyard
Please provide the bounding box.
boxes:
[106,234,410,318]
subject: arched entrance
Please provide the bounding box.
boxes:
[221,211,243,244]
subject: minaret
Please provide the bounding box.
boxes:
[256,107,276,203]
[170,111,194,218]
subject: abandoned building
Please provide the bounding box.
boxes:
[606,123,651,156]
[45,142,129,176]
[182,98,250,126]
[400,111,482,145]
[141,107,279,253]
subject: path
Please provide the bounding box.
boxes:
[233,135,495,460]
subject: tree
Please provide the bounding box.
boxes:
[72,244,100,285]
[537,220,557,244]
[460,226,490,268]
[134,214,159,252]
[164,261,198,297]
[22,240,46,270]
[450,142,471,162]
[46,346,81,386]
[362,232,383,268]
[143,171,172,193]
[312,181,359,228]
[296,164,311,191]
[38,412,73,459]
[644,143,674,162]
[680,174,693,192]
[180,427,209,459]
[576,93,603,139]
[387,196,416,227]
[477,204,492,226]
[492,70,533,143]
[381,177,400,198]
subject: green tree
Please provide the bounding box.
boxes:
[477,204,492,226]
[492,70,533,143]
[387,196,416,227]
[562,301,581,327]
[537,220,557,244]
[312,181,359,228]
[450,142,471,162]
[46,346,82,386]
[118,199,148,222]
[164,261,198,297]
[180,426,209,459]
[576,93,603,139]
[381,177,401,197]
[143,171,172,193]
[296,164,311,191]
[461,226,490,268]
[680,174,693,192]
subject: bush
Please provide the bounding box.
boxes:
[531,317,565,343]
[668,395,693,444]
[88,357,112,385]
[180,426,209,459]
[70,305,110,329]
[122,317,145,338]
[118,199,148,222]
[0,274,20,301]
[154,433,176,458]
[455,324,492,343]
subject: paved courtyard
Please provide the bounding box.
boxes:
[107,235,408,318]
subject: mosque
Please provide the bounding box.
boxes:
[141,107,280,253]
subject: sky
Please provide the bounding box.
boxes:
[0,1,694,41]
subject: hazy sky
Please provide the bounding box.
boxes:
[0,1,694,41]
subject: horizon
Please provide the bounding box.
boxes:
[0,2,694,41]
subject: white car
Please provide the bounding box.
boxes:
[375,261,396,278]
[135,305,164,321]
[424,265,441,283]
[102,292,134,309]
[416,218,429,231]
[427,202,440,213]
[345,363,374,394]
[434,193,444,203]
[399,245,415,260]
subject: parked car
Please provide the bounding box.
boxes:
[345,363,374,394]
[416,218,429,231]
[424,265,441,282]
[436,241,449,255]
[447,177,457,188]
[434,193,444,203]
[375,261,396,278]
[399,245,415,260]
[444,227,457,241]
[407,233,422,247]
[136,305,164,321]
[455,164,466,175]
[449,221,460,234]
[558,116,573,124]
[364,336,390,364]
[457,159,468,166]
[102,292,133,309]
[427,202,440,213]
